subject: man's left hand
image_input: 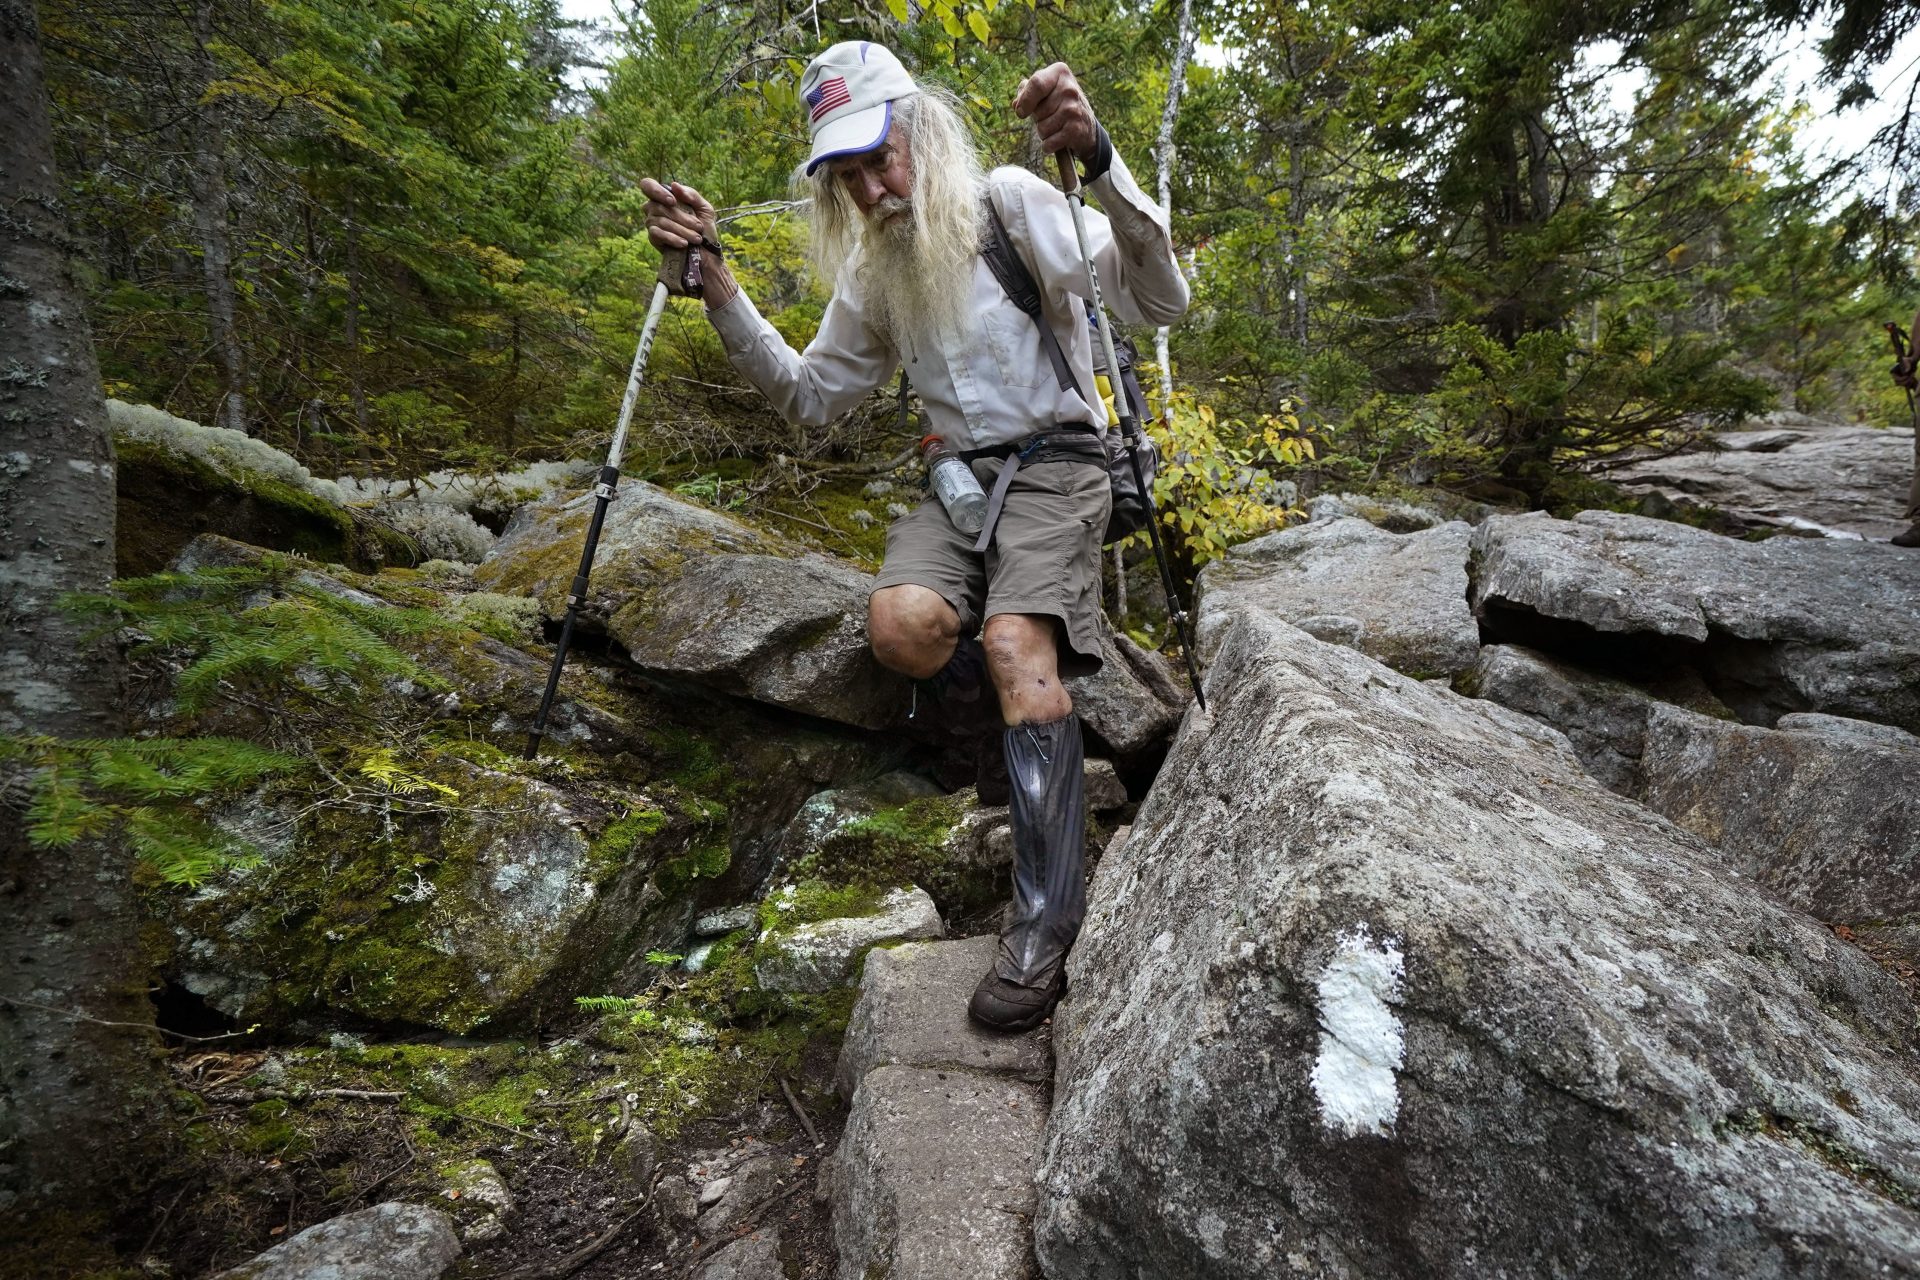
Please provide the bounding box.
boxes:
[1014,62,1099,162]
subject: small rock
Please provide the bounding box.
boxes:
[1775,712,1920,752]
[698,1175,733,1207]
[656,1176,700,1226]
[697,1155,787,1235]
[693,1230,786,1280]
[439,1159,512,1243]
[829,1066,1045,1280]
[683,941,718,972]
[695,905,760,937]
[208,1202,460,1279]
[755,887,945,994]
[1083,758,1127,812]
[617,1122,660,1186]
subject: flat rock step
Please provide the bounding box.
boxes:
[827,936,1052,1280]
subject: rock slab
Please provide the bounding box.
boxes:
[1196,517,1480,678]
[1608,421,1912,541]
[210,1202,460,1279]
[1641,703,1920,924]
[479,483,908,730]
[827,1064,1045,1280]
[1037,610,1920,1279]
[754,887,944,993]
[835,935,1051,1098]
[1471,510,1920,732]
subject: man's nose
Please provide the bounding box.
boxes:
[854,170,888,208]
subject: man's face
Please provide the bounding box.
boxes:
[826,124,913,224]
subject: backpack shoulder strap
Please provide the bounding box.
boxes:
[980,193,1085,402]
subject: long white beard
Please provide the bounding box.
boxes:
[858,195,979,348]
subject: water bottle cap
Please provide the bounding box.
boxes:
[920,434,945,451]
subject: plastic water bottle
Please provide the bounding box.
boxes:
[922,435,987,535]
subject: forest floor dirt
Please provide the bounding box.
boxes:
[121,1017,851,1280]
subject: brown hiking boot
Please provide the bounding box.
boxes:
[1893,522,1920,548]
[967,954,1065,1032]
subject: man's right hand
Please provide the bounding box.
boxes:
[641,178,718,251]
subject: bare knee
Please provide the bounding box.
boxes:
[868,585,960,679]
[983,614,1073,724]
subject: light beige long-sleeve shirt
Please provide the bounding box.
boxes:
[706,152,1188,453]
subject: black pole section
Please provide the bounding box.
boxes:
[525,261,677,758]
[1117,414,1206,711]
[525,464,619,758]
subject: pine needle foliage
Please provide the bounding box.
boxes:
[1,735,301,885]
[62,555,447,712]
[2,557,458,885]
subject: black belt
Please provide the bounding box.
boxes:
[959,428,1107,553]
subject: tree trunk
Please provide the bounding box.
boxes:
[0,1,162,1221]
[187,0,248,434]
[1152,0,1195,428]
[343,191,371,442]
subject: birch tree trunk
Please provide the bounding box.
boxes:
[0,1,162,1216]
[1152,0,1195,428]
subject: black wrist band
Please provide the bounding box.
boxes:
[698,233,724,259]
[1081,124,1115,184]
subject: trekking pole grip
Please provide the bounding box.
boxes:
[1054,151,1080,195]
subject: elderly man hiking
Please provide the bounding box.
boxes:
[641,41,1187,1031]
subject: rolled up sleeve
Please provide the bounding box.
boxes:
[996,154,1189,328]
[706,276,898,427]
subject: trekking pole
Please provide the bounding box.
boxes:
[1054,152,1206,712]
[525,245,695,759]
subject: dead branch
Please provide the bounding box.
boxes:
[777,1076,822,1152]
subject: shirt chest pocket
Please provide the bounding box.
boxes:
[982,308,1048,391]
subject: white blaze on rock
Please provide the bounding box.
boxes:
[1310,924,1406,1138]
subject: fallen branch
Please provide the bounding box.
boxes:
[208,1087,404,1104]
[0,994,258,1044]
[452,1111,556,1146]
[777,1076,822,1152]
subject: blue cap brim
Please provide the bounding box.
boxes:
[805,101,893,175]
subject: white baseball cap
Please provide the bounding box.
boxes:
[800,41,917,175]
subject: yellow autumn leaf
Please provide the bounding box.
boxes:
[966,9,990,41]
[886,0,909,20]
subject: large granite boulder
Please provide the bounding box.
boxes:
[1037,610,1920,1278]
[754,886,945,993]
[174,759,704,1033]
[1470,510,1920,732]
[477,483,908,730]
[1640,705,1920,926]
[1196,517,1480,679]
[1607,419,1913,542]
[146,538,894,1034]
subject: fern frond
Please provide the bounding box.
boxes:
[358,748,460,799]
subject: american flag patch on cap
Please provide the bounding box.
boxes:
[807,76,851,121]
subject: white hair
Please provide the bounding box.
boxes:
[800,86,986,343]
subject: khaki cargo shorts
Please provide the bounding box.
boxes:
[871,455,1111,679]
